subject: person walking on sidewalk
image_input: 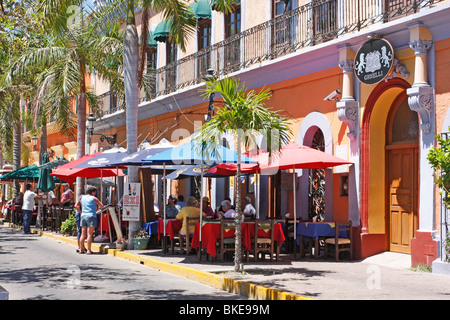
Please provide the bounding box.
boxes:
[22,184,44,234]
[75,187,104,254]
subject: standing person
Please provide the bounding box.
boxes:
[60,184,74,206]
[75,187,104,254]
[22,184,44,234]
[74,193,85,253]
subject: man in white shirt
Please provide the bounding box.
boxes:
[243,196,256,220]
[22,184,44,234]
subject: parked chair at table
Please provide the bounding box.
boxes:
[324,221,353,261]
[216,218,237,262]
[248,220,277,262]
[283,216,303,253]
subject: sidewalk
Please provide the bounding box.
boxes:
[6,222,450,300]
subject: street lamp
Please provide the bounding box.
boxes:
[31,136,39,151]
[87,113,117,146]
[203,68,216,123]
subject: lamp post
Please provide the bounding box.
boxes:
[31,136,39,151]
[86,113,118,147]
[204,68,216,122]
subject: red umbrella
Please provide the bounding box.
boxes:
[207,142,352,174]
[50,151,125,185]
[207,142,353,258]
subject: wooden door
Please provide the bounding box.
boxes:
[387,146,418,253]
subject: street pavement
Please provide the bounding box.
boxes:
[2,222,450,300]
[0,225,245,300]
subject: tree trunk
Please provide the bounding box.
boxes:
[124,0,140,247]
[76,66,87,199]
[39,118,47,166]
[234,133,243,272]
[12,113,21,197]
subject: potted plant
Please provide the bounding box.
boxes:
[132,228,150,250]
[115,237,128,250]
[60,211,77,236]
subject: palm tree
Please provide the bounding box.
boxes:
[93,0,235,244]
[3,3,124,197]
[195,76,292,272]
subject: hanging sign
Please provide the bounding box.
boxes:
[122,182,141,221]
[354,38,394,85]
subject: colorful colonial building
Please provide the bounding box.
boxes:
[39,0,450,270]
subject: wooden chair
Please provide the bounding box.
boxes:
[250,220,276,262]
[218,218,237,262]
[283,217,302,253]
[178,216,200,255]
[324,221,353,261]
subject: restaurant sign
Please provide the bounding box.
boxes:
[354,38,394,85]
[122,182,141,221]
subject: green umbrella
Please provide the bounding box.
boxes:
[0,165,40,180]
[37,153,55,192]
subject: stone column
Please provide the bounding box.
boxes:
[406,23,438,266]
[336,45,360,228]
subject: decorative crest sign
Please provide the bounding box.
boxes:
[354,38,394,85]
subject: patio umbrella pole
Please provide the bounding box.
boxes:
[163,163,167,254]
[198,162,204,261]
[293,164,297,259]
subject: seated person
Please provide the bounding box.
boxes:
[202,196,215,219]
[177,195,186,208]
[242,196,256,220]
[176,196,205,235]
[166,195,181,218]
[13,191,23,206]
[217,200,236,219]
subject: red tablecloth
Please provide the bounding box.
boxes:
[241,222,285,253]
[158,219,182,241]
[191,222,236,258]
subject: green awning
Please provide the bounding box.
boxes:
[0,165,40,180]
[139,30,158,48]
[192,0,211,19]
[153,19,173,42]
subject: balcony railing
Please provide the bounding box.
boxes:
[98,0,444,112]
[149,0,444,100]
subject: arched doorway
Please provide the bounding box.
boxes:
[308,129,326,221]
[386,96,419,253]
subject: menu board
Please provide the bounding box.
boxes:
[122,182,141,221]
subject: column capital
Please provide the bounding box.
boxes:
[409,40,433,55]
[338,60,354,73]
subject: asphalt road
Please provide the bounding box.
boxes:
[0,225,245,301]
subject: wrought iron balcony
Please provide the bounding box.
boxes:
[99,0,444,111]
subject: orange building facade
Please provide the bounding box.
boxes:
[33,0,450,270]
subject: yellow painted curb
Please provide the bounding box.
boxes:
[6,223,311,300]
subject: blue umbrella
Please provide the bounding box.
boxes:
[108,147,172,167]
[73,147,128,169]
[143,140,257,256]
[142,141,257,165]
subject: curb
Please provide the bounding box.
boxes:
[4,222,311,300]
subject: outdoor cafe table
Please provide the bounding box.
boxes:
[191,221,235,258]
[296,222,347,259]
[157,219,182,241]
